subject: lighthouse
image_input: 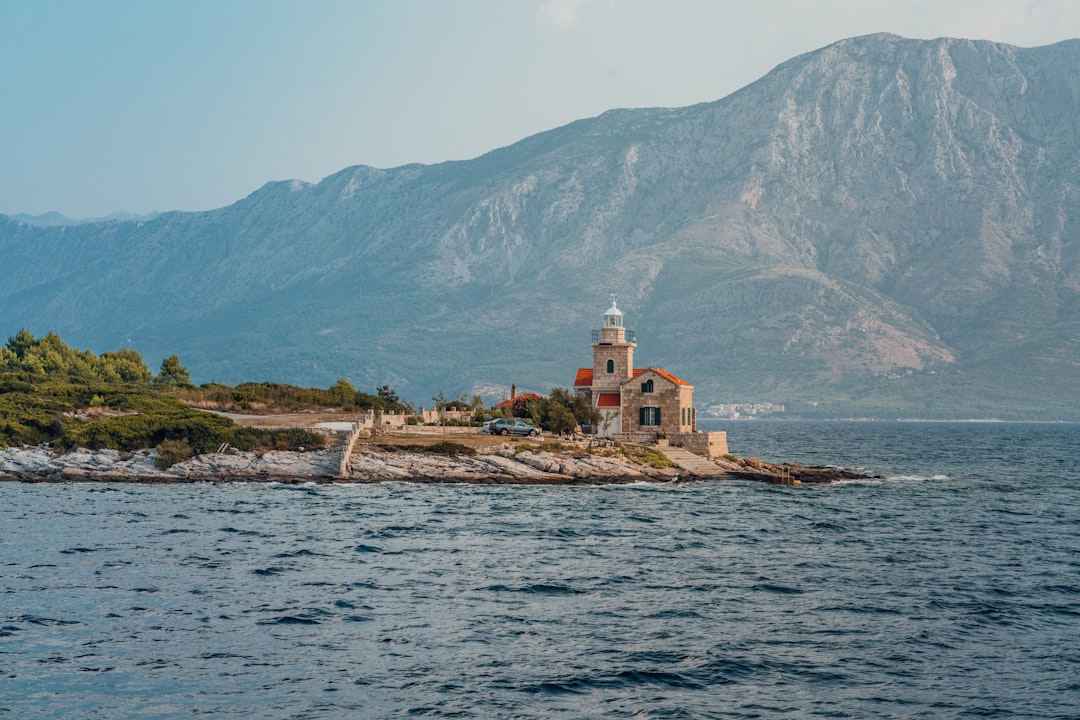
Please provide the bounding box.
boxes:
[590,294,636,393]
[572,294,727,456]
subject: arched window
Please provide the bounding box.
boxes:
[641,379,654,393]
[606,359,615,373]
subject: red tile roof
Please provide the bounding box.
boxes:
[596,392,620,408]
[577,367,692,388]
[495,392,546,408]
[646,367,693,387]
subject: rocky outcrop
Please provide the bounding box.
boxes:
[726,461,885,485]
[0,445,341,483]
[0,444,678,484]
[345,446,677,484]
[0,443,877,485]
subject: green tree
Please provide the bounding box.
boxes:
[5,329,36,359]
[377,384,400,405]
[526,388,601,435]
[546,403,578,436]
[156,355,192,387]
[330,378,356,405]
[550,387,599,428]
[99,348,153,383]
[376,385,412,413]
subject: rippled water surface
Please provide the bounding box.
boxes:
[3,422,1079,718]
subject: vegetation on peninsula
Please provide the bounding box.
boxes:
[0,330,600,461]
[0,330,410,454]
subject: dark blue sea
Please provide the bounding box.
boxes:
[3,422,1079,719]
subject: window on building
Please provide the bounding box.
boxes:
[639,406,661,426]
[641,379,654,393]
[606,359,614,373]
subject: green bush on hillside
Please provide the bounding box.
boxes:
[176,380,412,414]
[0,330,336,454]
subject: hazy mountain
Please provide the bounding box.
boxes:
[11,211,160,226]
[3,34,1079,419]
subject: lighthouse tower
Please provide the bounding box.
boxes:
[591,295,636,392]
[572,294,727,457]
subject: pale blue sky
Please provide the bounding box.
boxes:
[2,0,1078,218]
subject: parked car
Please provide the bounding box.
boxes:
[488,418,540,436]
[480,419,496,434]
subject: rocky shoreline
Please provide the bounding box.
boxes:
[0,443,876,485]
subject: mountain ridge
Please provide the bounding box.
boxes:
[3,33,1079,418]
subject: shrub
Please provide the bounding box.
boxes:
[616,443,677,469]
[418,441,476,457]
[259,428,327,451]
[155,438,193,469]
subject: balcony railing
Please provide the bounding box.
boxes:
[592,329,636,345]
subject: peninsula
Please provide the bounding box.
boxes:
[0,330,876,485]
[0,422,874,486]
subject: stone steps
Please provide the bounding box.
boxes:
[660,447,727,478]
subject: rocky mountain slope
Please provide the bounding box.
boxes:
[3,34,1079,418]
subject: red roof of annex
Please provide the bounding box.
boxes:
[573,366,692,388]
[494,392,546,408]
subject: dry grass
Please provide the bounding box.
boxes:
[213,411,688,467]
[358,432,528,451]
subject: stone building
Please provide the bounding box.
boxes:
[573,297,728,458]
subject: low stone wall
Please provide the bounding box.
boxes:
[677,431,728,459]
[403,425,482,436]
[613,430,728,459]
[355,410,475,431]
[416,409,472,424]
[338,421,366,477]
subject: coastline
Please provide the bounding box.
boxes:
[0,442,874,485]
[0,444,678,485]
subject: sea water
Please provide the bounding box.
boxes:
[2,422,1078,718]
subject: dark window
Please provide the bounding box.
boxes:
[639,406,661,426]
[606,359,614,373]
[641,379,654,393]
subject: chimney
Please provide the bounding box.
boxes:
[510,384,517,400]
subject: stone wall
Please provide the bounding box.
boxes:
[406,425,482,436]
[676,431,728,459]
[613,430,728,459]
[352,409,472,428]
[417,409,472,425]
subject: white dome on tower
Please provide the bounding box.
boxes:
[603,294,624,328]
